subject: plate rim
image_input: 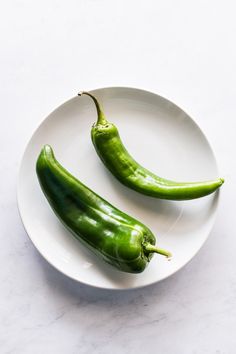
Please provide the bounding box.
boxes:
[17,86,220,290]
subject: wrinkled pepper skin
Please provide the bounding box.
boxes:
[78,91,224,201]
[36,145,171,273]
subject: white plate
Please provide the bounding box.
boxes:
[17,87,220,290]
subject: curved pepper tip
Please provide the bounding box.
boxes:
[220,178,225,184]
[40,144,55,160]
[43,144,53,154]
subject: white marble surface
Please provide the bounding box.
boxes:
[0,1,235,353]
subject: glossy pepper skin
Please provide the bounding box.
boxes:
[78,91,224,201]
[36,145,171,273]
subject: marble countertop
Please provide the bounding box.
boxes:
[1,1,235,353]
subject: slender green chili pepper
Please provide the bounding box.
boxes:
[78,91,224,200]
[36,145,171,273]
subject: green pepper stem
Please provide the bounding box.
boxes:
[78,91,107,125]
[143,243,172,259]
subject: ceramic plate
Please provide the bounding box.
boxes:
[17,87,220,289]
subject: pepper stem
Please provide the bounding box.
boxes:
[143,242,172,259]
[78,91,107,125]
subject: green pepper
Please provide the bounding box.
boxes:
[36,145,171,273]
[78,91,224,200]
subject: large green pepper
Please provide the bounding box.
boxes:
[36,145,171,273]
[78,91,224,200]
